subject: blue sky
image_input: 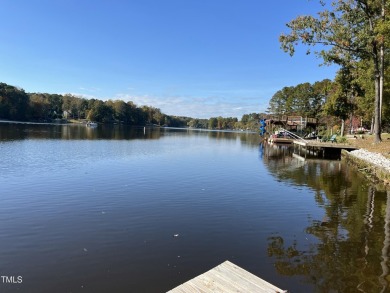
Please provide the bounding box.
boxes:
[0,0,337,119]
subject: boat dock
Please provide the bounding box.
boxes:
[167,260,285,293]
[268,137,294,144]
[293,140,357,159]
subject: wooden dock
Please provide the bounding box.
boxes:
[167,261,285,293]
[293,140,357,159]
[268,137,294,144]
[293,140,357,150]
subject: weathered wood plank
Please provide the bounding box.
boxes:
[167,260,285,293]
[218,261,283,292]
[204,270,248,292]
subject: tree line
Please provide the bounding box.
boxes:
[267,74,389,135]
[0,82,191,127]
[2,71,388,134]
[268,79,332,119]
[186,113,264,130]
[0,82,263,130]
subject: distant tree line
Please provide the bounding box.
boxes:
[0,82,191,127]
[187,113,265,131]
[0,82,265,131]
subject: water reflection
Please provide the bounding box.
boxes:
[0,123,162,141]
[3,123,389,292]
[261,142,390,292]
[0,123,261,147]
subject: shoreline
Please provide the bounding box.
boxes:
[0,119,70,125]
[342,149,390,186]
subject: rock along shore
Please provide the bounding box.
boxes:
[342,149,390,185]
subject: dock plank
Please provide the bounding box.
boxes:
[196,272,239,293]
[207,270,252,293]
[215,262,282,292]
[206,270,259,292]
[167,261,285,293]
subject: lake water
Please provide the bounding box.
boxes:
[0,123,389,293]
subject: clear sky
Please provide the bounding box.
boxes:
[0,0,338,119]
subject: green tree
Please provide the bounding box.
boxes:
[312,79,333,118]
[62,94,74,118]
[323,67,356,136]
[226,117,238,129]
[355,57,390,131]
[76,98,88,119]
[87,100,113,123]
[208,117,217,129]
[216,116,223,129]
[0,83,29,120]
[47,94,63,118]
[269,86,295,115]
[293,82,314,116]
[187,119,198,128]
[62,94,85,119]
[268,81,331,119]
[29,93,51,120]
[107,100,132,123]
[152,108,164,125]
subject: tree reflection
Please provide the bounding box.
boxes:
[0,123,262,147]
[379,191,390,293]
[262,143,390,292]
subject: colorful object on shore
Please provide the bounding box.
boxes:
[259,119,267,136]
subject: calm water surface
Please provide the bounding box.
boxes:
[0,123,389,293]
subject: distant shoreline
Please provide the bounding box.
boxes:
[0,119,70,126]
[0,119,257,134]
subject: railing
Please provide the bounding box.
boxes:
[279,128,308,144]
[265,115,317,125]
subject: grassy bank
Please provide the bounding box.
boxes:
[347,133,390,159]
